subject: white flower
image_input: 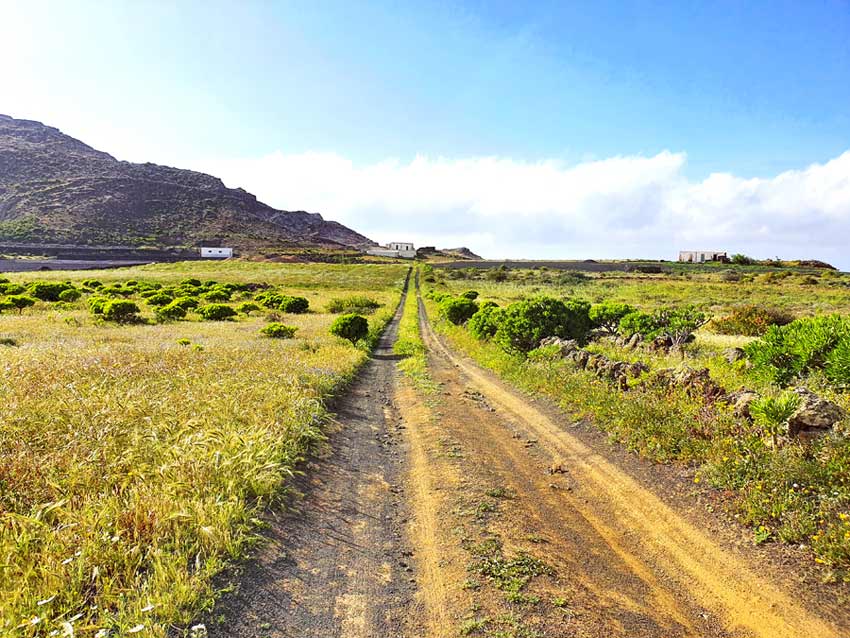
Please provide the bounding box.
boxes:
[127,625,145,634]
[190,624,208,638]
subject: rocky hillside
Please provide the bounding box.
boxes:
[0,114,374,249]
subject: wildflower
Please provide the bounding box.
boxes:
[30,617,42,625]
[127,625,145,634]
[839,513,848,521]
[190,624,208,638]
[693,477,700,484]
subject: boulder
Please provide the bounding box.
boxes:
[787,388,846,438]
[722,347,746,364]
[722,389,759,419]
[539,336,579,356]
[627,333,642,349]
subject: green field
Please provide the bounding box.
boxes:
[425,264,850,579]
[0,262,407,637]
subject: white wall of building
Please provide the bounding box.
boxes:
[200,247,233,259]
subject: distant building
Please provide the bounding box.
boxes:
[366,242,416,259]
[200,246,233,259]
[678,250,727,263]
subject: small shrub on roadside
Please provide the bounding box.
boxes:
[439,297,479,325]
[197,304,237,321]
[260,322,298,339]
[494,296,591,354]
[329,313,369,343]
[468,303,503,340]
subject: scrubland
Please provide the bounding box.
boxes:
[425,264,850,580]
[0,262,406,637]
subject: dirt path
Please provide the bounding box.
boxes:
[207,276,846,638]
[406,286,848,638]
[208,288,417,638]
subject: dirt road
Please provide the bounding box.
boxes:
[209,279,847,637]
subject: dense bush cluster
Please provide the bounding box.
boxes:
[468,302,502,340]
[439,296,479,325]
[326,295,381,314]
[745,315,850,386]
[618,306,708,348]
[260,322,298,338]
[495,297,591,353]
[710,304,794,336]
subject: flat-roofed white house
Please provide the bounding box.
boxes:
[366,242,416,259]
[678,250,727,263]
[200,246,233,259]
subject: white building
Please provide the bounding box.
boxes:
[366,242,416,259]
[200,247,233,259]
[678,250,727,263]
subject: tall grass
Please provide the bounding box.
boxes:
[393,275,435,393]
[0,262,407,637]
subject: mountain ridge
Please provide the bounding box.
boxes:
[0,114,375,250]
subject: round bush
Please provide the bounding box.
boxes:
[156,301,188,321]
[197,304,237,321]
[461,290,479,300]
[201,289,231,302]
[180,278,202,287]
[88,296,108,315]
[57,288,82,302]
[260,322,298,339]
[0,283,26,295]
[589,302,635,335]
[495,296,591,354]
[468,303,503,340]
[255,292,285,308]
[279,295,309,314]
[710,304,794,336]
[146,292,174,307]
[102,300,141,323]
[439,297,479,325]
[330,313,369,343]
[172,296,200,310]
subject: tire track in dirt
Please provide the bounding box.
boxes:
[207,281,417,638]
[414,288,846,638]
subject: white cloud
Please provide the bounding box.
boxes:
[196,149,850,269]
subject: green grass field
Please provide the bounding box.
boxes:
[0,262,407,637]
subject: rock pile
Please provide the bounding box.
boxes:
[651,366,727,402]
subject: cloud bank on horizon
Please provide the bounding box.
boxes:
[199,150,850,268]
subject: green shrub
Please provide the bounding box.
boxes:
[176,337,191,346]
[102,300,141,323]
[0,299,15,312]
[172,296,200,310]
[236,302,262,315]
[260,322,298,339]
[156,301,188,321]
[57,288,82,302]
[731,253,756,265]
[329,313,369,343]
[180,278,202,287]
[590,302,636,335]
[825,336,850,387]
[439,297,479,325]
[279,295,309,314]
[27,281,73,301]
[0,283,26,295]
[5,294,36,313]
[197,304,237,321]
[654,306,709,349]
[88,296,108,315]
[745,315,850,385]
[101,284,133,297]
[494,296,591,354]
[749,392,801,446]
[326,295,381,314]
[201,289,231,302]
[711,305,794,336]
[146,292,174,307]
[81,279,103,289]
[461,290,479,300]
[468,303,503,340]
[254,292,285,308]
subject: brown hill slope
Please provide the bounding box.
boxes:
[0,114,374,249]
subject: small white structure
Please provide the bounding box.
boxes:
[366,242,416,259]
[200,247,233,259]
[678,250,727,263]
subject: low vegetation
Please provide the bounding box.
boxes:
[424,263,850,579]
[0,262,407,637]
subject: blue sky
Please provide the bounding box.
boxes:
[2,1,850,264]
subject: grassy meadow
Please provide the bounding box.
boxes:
[425,264,850,580]
[0,262,407,637]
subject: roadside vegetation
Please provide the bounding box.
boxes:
[393,277,435,393]
[423,263,850,580]
[0,262,407,637]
